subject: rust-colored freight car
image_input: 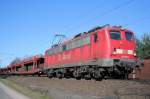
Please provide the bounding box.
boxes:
[2,55,45,76]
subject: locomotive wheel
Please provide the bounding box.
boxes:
[122,71,129,79]
[73,69,81,80]
[56,72,64,79]
[84,73,92,80]
[47,73,53,78]
[121,67,130,79]
[38,73,41,77]
[93,69,103,81]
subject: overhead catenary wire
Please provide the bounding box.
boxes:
[124,16,150,28]
[60,0,106,31]
[51,0,135,45]
[54,0,107,40]
[62,0,135,36]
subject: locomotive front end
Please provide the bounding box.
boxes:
[107,27,142,78]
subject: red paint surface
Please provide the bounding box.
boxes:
[45,26,137,68]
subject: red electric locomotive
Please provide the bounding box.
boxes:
[44,25,139,80]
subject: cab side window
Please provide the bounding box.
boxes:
[62,45,66,51]
[94,34,98,43]
[125,32,134,41]
[110,31,121,40]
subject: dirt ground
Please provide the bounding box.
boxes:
[6,76,150,99]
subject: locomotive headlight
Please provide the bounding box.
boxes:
[116,49,123,54]
[128,50,133,54]
[134,53,136,56]
[113,51,117,54]
[112,48,123,54]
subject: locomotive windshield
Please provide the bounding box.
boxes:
[125,32,134,41]
[110,31,121,40]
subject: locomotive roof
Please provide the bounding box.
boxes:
[47,24,133,51]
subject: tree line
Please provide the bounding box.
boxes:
[136,33,150,59]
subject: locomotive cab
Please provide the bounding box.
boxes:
[105,27,139,78]
[110,29,136,59]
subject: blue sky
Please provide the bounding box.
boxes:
[0,0,150,67]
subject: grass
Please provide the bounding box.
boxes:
[0,77,50,99]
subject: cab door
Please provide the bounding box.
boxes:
[91,33,99,59]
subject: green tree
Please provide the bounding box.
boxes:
[136,33,150,59]
[136,38,144,58]
[142,33,150,59]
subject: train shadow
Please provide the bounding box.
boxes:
[0,75,9,79]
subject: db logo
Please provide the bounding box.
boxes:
[62,54,71,60]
